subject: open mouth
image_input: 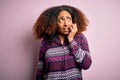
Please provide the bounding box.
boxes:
[63,28,70,32]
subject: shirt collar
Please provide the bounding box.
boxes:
[53,35,69,46]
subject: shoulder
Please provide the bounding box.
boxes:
[40,38,50,48]
[74,33,86,41]
[75,33,89,51]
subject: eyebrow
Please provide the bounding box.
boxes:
[66,16,72,19]
[58,16,71,19]
[58,16,64,19]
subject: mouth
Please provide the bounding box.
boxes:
[63,28,70,32]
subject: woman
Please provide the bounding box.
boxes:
[33,5,92,80]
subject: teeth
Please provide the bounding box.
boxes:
[63,28,69,31]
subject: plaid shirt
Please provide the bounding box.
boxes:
[36,33,92,80]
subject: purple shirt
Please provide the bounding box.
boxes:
[36,33,92,80]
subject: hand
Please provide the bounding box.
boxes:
[68,23,78,42]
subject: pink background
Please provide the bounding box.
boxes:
[0,0,120,80]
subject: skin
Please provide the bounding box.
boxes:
[57,10,78,44]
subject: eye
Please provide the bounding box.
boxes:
[58,18,64,22]
[66,17,72,22]
[59,19,64,22]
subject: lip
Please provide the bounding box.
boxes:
[63,28,70,32]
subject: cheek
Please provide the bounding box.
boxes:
[57,26,63,33]
[57,24,63,30]
[68,21,73,25]
[58,27,63,32]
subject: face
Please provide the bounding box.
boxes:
[57,10,73,35]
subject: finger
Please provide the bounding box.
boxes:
[69,26,74,32]
[72,23,78,32]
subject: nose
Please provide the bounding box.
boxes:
[63,19,68,26]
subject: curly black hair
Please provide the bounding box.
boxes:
[33,5,89,41]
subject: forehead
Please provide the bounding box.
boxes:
[57,10,71,18]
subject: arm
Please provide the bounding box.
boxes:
[67,23,91,70]
[36,40,46,80]
[69,34,92,70]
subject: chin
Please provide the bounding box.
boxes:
[59,31,70,36]
[63,32,69,35]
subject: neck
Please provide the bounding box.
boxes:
[58,34,66,45]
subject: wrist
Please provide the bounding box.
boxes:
[68,38,73,42]
[69,39,77,49]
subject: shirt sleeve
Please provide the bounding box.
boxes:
[36,39,46,80]
[69,33,92,70]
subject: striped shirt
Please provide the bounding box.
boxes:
[36,33,92,80]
